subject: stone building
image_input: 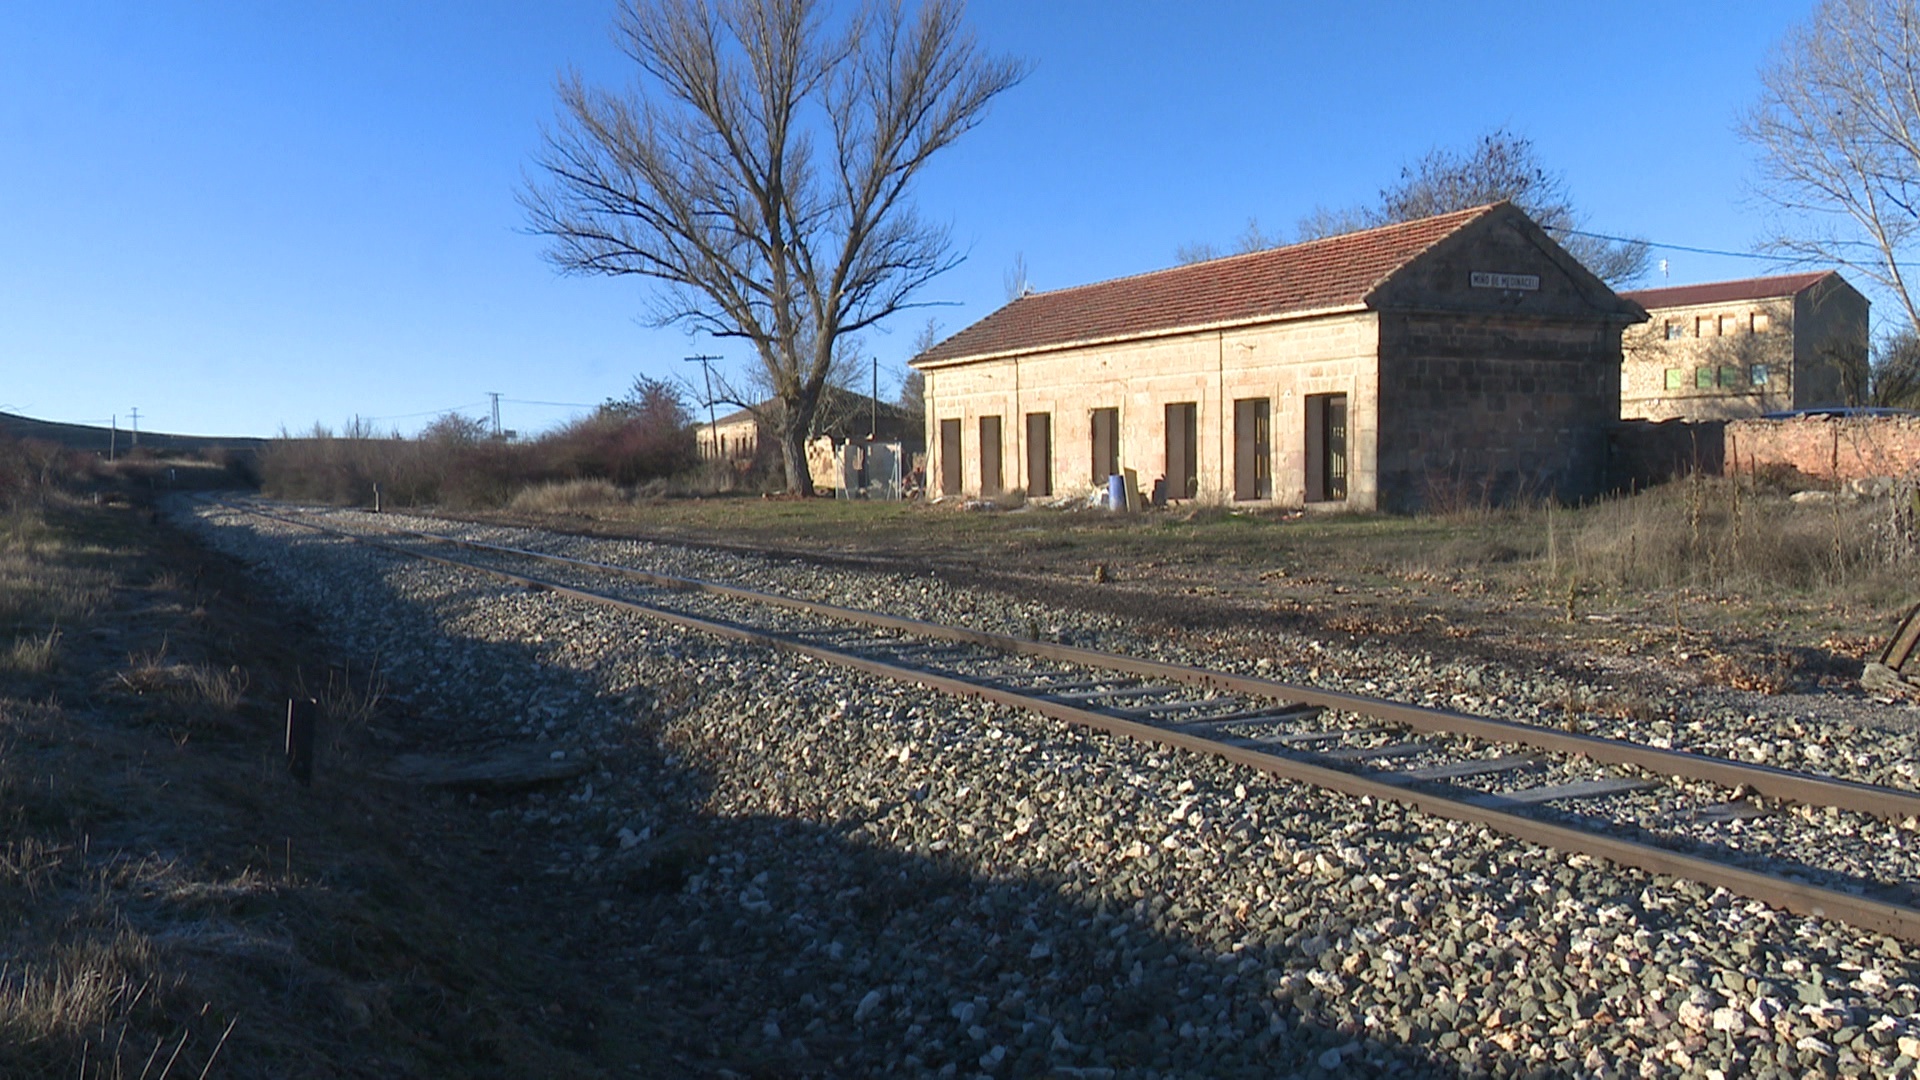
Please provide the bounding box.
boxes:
[695,389,920,491]
[911,203,1646,511]
[1617,272,1867,421]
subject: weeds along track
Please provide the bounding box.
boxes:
[210,497,1920,945]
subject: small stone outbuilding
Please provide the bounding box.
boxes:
[911,203,1646,511]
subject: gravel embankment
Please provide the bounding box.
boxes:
[185,500,1920,1078]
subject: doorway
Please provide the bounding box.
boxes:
[1304,393,1347,502]
[1233,397,1271,501]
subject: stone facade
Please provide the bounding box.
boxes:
[1619,273,1867,421]
[913,204,1643,511]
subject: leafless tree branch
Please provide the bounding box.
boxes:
[524,0,1025,493]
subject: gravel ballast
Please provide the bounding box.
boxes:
[186,500,1920,1078]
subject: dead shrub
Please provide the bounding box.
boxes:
[507,478,629,515]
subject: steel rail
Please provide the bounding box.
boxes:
[258,502,1920,823]
[207,498,1920,944]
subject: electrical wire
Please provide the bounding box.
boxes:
[360,402,489,422]
[503,398,598,409]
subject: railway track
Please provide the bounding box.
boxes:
[209,497,1920,945]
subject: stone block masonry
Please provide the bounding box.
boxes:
[1725,415,1920,481]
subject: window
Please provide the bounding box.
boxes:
[1665,321,1683,341]
[1695,316,1712,337]
[938,419,961,496]
[1233,397,1271,501]
[1695,366,1715,389]
[1025,412,1052,498]
[1751,312,1771,334]
[1719,314,1737,336]
[1164,402,1198,500]
[1090,407,1119,484]
[1665,368,1685,390]
[1751,364,1770,386]
[1718,365,1742,388]
[979,416,1003,496]
[1305,394,1348,502]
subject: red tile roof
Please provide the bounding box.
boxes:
[1619,271,1837,311]
[915,204,1504,365]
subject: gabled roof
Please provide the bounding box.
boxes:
[1619,271,1840,311]
[915,204,1507,366]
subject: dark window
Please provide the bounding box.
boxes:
[1233,397,1271,501]
[1025,412,1052,498]
[979,416,1003,496]
[1305,393,1347,502]
[1090,407,1119,484]
[939,418,961,496]
[1165,402,1198,500]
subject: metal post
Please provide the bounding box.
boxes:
[129,407,140,449]
[286,698,317,787]
[109,415,117,462]
[684,355,721,457]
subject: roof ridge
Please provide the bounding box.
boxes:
[1012,202,1506,303]
[1619,270,1835,299]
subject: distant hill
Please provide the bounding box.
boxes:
[0,412,268,456]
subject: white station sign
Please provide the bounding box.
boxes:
[1470,271,1540,291]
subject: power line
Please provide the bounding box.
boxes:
[361,402,489,422]
[1544,224,1920,270]
[502,398,598,409]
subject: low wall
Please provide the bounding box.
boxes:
[1725,415,1920,481]
[1609,419,1725,490]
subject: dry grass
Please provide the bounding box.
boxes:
[1563,474,1914,595]
[5,628,62,674]
[0,500,641,1078]
[114,649,248,711]
[506,477,629,515]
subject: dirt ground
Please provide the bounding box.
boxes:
[0,497,731,1078]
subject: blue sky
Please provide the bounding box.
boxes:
[2,1,1821,438]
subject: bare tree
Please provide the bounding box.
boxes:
[1186,129,1650,286]
[524,0,1026,495]
[899,315,936,427]
[1002,251,1030,300]
[1870,330,1920,407]
[1174,217,1284,265]
[1743,0,1920,332]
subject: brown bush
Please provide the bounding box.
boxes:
[262,383,698,509]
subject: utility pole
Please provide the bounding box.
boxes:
[109,415,117,462]
[488,392,502,439]
[871,356,879,440]
[684,355,721,457]
[129,407,140,449]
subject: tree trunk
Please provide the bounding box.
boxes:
[778,421,812,496]
[776,386,821,496]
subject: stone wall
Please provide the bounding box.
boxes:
[1375,313,1622,510]
[1609,419,1726,489]
[920,312,1382,508]
[1620,298,1796,421]
[1725,415,1920,481]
